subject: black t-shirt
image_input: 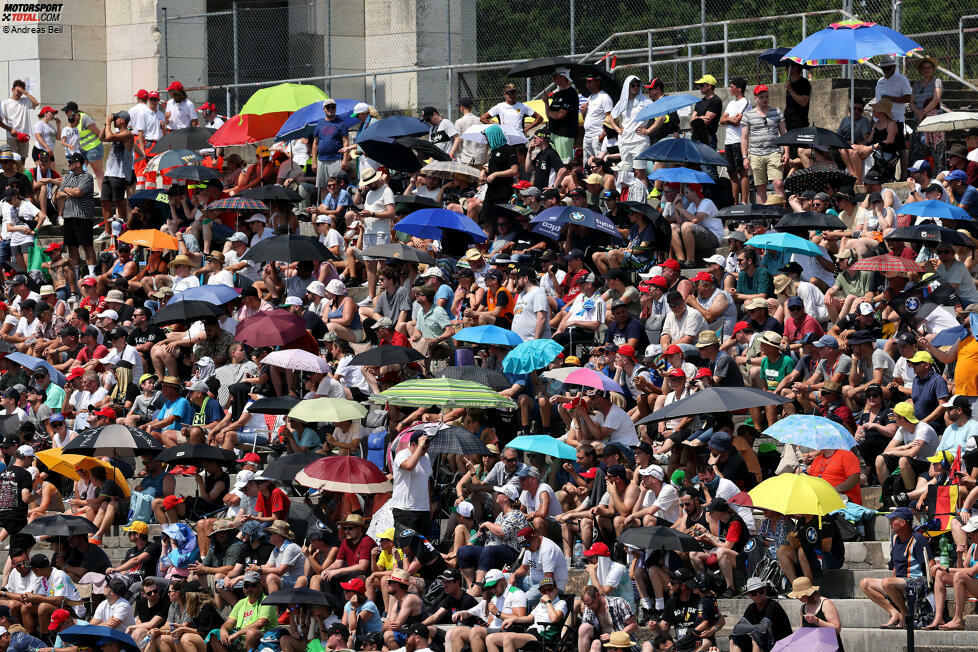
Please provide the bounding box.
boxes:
[651,111,681,143]
[123,541,162,576]
[0,465,32,519]
[430,589,478,623]
[743,598,792,642]
[135,595,171,624]
[749,315,783,335]
[717,513,750,552]
[66,543,111,574]
[662,593,699,636]
[693,96,723,136]
[127,325,166,348]
[531,147,564,190]
[711,351,744,387]
[302,308,328,340]
[695,595,720,627]
[836,314,884,339]
[241,542,275,567]
[99,479,126,502]
[486,145,518,204]
[784,77,812,130]
[718,452,752,490]
[0,173,32,199]
[548,87,580,139]
[797,515,845,564]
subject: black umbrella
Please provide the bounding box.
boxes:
[248,396,303,415]
[263,587,335,607]
[149,300,224,325]
[636,387,790,425]
[396,137,452,162]
[359,139,422,172]
[362,243,435,264]
[782,166,855,195]
[570,63,621,97]
[885,225,971,247]
[619,200,672,244]
[775,127,850,150]
[619,526,702,552]
[775,211,846,231]
[155,444,237,468]
[239,184,303,203]
[758,47,811,68]
[436,366,511,390]
[166,164,222,182]
[507,56,575,78]
[153,126,217,151]
[493,203,531,218]
[394,194,441,210]
[243,234,337,263]
[350,345,424,367]
[415,423,491,456]
[64,424,164,456]
[263,451,326,483]
[716,203,786,222]
[21,514,97,537]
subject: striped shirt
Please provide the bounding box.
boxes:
[58,170,94,219]
[742,107,784,155]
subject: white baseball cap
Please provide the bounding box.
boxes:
[963,515,978,533]
[456,501,474,518]
[98,309,119,321]
[353,102,371,114]
[493,484,520,501]
[245,213,266,223]
[315,214,333,224]
[639,464,665,480]
[482,568,506,587]
[235,469,256,489]
[17,445,34,457]
[705,254,726,267]
[282,296,303,307]
[228,232,249,244]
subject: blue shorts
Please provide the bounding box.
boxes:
[211,222,234,241]
[392,631,407,647]
[85,144,104,162]
[237,429,270,446]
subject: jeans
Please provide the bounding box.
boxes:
[515,575,541,610]
[457,544,518,572]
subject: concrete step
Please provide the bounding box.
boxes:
[717,597,978,630]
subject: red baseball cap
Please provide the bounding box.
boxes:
[579,467,599,479]
[93,407,116,419]
[37,106,56,118]
[66,367,85,380]
[81,276,97,287]
[135,89,149,100]
[648,275,668,288]
[162,495,185,510]
[44,242,62,253]
[692,271,713,283]
[687,183,704,197]
[48,608,71,631]
[695,367,713,379]
[733,321,750,334]
[583,542,610,557]
[667,368,687,378]
[511,180,532,190]
[166,81,184,92]
[237,452,261,464]
[148,91,160,99]
[660,258,680,271]
[340,577,367,593]
[664,344,682,356]
[617,344,637,361]
[643,78,664,90]
[754,84,769,95]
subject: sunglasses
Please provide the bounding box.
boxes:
[789,306,803,312]
[866,393,882,399]
[243,583,260,589]
[749,589,765,596]
[144,589,158,596]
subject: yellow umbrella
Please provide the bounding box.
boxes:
[35,448,81,481]
[747,473,844,516]
[71,455,132,498]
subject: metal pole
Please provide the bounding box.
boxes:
[648,32,653,81]
[446,0,452,120]
[570,0,575,55]
[687,44,693,90]
[232,1,239,113]
[700,0,706,76]
[161,7,168,85]
[526,77,531,101]
[723,23,729,86]
[225,87,231,117]
[326,0,332,96]
[772,37,778,84]
[371,75,377,108]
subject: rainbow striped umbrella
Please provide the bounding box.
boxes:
[368,378,516,410]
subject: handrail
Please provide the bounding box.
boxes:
[959,15,978,80]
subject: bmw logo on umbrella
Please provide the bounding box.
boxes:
[570,211,586,222]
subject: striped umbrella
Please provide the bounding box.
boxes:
[368,378,516,410]
[145,149,202,173]
[205,197,269,212]
[848,254,923,274]
[420,160,482,182]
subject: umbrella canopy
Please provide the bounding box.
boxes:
[35,448,81,480]
[774,126,850,150]
[156,444,237,467]
[502,339,564,374]
[783,19,922,66]
[288,397,368,423]
[349,345,425,367]
[507,434,577,460]
[242,234,336,262]
[241,83,329,115]
[749,474,846,516]
[407,422,490,456]
[453,325,524,347]
[460,124,528,146]
[396,136,453,162]
[4,352,66,386]
[273,98,360,141]
[209,112,289,146]
[358,139,423,172]
[262,451,325,483]
[716,203,786,222]
[420,160,482,182]
[635,94,700,122]
[885,225,972,247]
[356,116,429,143]
[238,184,303,203]
[394,194,441,210]
[145,149,202,173]
[263,349,332,374]
[774,212,846,231]
[362,243,435,264]
[763,414,859,450]
[897,199,973,222]
[771,626,839,652]
[636,387,789,424]
[782,165,855,195]
[60,626,140,652]
[205,197,269,212]
[394,208,488,242]
[436,365,511,390]
[746,232,824,256]
[170,284,240,305]
[563,368,625,393]
[153,126,217,151]
[63,424,164,456]
[149,299,223,325]
[932,325,969,347]
[21,514,97,537]
[635,137,729,167]
[569,63,621,97]
[369,378,516,410]
[848,254,924,274]
[618,526,703,552]
[758,46,809,68]
[649,167,715,184]
[248,395,302,415]
[918,111,978,133]
[296,455,392,493]
[507,56,575,78]
[167,165,221,182]
[119,228,179,251]
[128,189,168,216]
[235,309,308,347]
[263,587,335,607]
[62,453,131,496]
[530,205,622,241]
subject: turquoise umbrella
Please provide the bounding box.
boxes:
[763,414,858,451]
[508,434,577,460]
[502,339,564,374]
[453,325,524,347]
[746,232,823,257]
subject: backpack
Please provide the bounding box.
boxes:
[127,490,154,524]
[421,578,446,617]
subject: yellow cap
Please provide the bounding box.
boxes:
[893,401,919,424]
[564,356,582,366]
[379,527,396,540]
[927,450,955,464]
[694,74,718,86]
[123,521,149,535]
[908,351,934,365]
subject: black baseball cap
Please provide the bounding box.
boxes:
[631,442,655,456]
[541,188,561,200]
[458,97,474,109]
[61,101,79,112]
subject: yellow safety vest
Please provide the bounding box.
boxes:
[78,113,100,152]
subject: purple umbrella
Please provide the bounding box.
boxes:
[262,349,332,374]
[771,627,838,652]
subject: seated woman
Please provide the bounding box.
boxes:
[484,578,566,652]
[322,279,365,343]
[27,465,66,521]
[789,577,843,649]
[157,523,200,581]
[593,203,658,276]
[929,515,978,631]
[839,99,902,186]
[456,485,528,594]
[145,578,188,652]
[444,501,478,562]
[843,191,895,257]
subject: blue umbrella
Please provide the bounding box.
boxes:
[508,434,577,460]
[5,352,66,387]
[502,339,563,374]
[635,137,728,167]
[529,206,622,242]
[128,188,168,209]
[394,208,488,242]
[453,325,524,347]
[932,325,969,347]
[169,284,241,305]
[764,414,858,451]
[746,232,823,257]
[356,116,429,144]
[274,98,360,142]
[60,625,140,652]
[897,199,973,222]
[649,167,715,184]
[634,94,700,122]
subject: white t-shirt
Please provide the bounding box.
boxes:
[94,596,136,631]
[363,185,395,235]
[429,119,459,154]
[895,422,939,461]
[33,119,56,152]
[520,482,562,521]
[584,92,614,139]
[712,476,756,531]
[691,198,723,240]
[128,104,152,136]
[321,227,346,255]
[594,405,639,447]
[662,306,708,344]
[487,102,535,131]
[723,97,751,145]
[649,482,680,523]
[144,110,165,141]
[61,125,80,156]
[1,96,33,137]
[391,447,432,511]
[921,306,959,335]
[316,376,347,399]
[566,291,606,327]
[172,274,200,293]
[511,286,550,341]
[207,269,234,287]
[466,586,527,629]
[524,536,568,588]
[593,557,633,607]
[875,72,913,122]
[5,568,41,594]
[1,199,39,247]
[165,99,197,130]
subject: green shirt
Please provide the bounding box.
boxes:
[230,595,277,631]
[833,270,875,299]
[760,354,795,391]
[44,383,66,410]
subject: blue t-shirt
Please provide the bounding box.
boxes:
[344,598,382,632]
[315,119,347,161]
[954,185,978,220]
[322,188,352,210]
[196,397,224,424]
[159,396,193,430]
[298,427,321,449]
[434,283,454,307]
[889,530,929,578]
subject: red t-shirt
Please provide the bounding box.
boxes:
[255,487,291,518]
[337,534,377,567]
[809,449,862,504]
[76,344,109,366]
[783,314,823,343]
[381,331,410,348]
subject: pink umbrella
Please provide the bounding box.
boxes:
[563,368,625,394]
[262,349,332,374]
[235,310,307,347]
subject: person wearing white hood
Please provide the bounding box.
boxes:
[610,75,652,173]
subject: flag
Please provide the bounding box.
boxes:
[924,483,960,533]
[887,275,959,326]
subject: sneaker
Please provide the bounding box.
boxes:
[88,537,102,546]
[169,465,187,475]
[357,297,373,307]
[720,588,737,599]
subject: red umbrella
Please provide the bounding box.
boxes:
[208,112,290,146]
[235,309,308,347]
[728,491,753,507]
[848,254,924,274]
[295,456,392,493]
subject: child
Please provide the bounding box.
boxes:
[61,112,81,158]
[119,373,161,427]
[366,527,402,611]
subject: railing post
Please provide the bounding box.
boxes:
[723,22,729,86]
[772,37,778,84]
[687,44,693,90]
[570,0,575,55]
[961,17,966,79]
[525,77,531,101]
[648,31,653,81]
[326,0,332,96]
[700,0,706,76]
[161,7,168,85]
[232,1,239,112]
[371,75,377,108]
[225,87,231,117]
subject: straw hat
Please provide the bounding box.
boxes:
[389,568,411,586]
[773,274,793,295]
[788,576,819,599]
[168,254,195,269]
[338,513,369,528]
[359,166,383,188]
[872,98,894,118]
[603,632,636,648]
[915,56,939,72]
[264,519,294,539]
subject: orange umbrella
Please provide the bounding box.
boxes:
[70,455,132,497]
[120,229,179,251]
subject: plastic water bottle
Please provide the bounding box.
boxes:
[940,535,952,567]
[573,540,584,568]
[140,636,151,648]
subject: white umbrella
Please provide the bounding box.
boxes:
[460,124,528,146]
[917,111,978,133]
[262,349,332,374]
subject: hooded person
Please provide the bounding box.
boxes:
[482,124,519,225]
[610,74,652,172]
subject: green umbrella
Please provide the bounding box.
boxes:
[368,378,516,411]
[241,83,329,115]
[288,398,368,423]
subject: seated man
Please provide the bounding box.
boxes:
[582,541,635,614]
[577,584,639,652]
[688,497,748,598]
[509,526,567,610]
[859,507,929,629]
[212,571,277,652]
[449,569,526,652]
[555,467,599,561]
[728,577,792,652]
[553,273,605,348]
[89,577,135,632]
[78,466,126,545]
[382,568,423,650]
[876,400,939,496]
[16,553,83,634]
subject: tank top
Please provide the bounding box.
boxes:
[697,289,737,340]
[141,470,169,497]
[328,300,362,331]
[870,121,904,155]
[105,140,134,180]
[800,598,844,652]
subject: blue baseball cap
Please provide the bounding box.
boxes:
[814,334,839,349]
[885,506,914,522]
[709,431,734,452]
[947,170,968,183]
[787,296,804,309]
[800,332,821,345]
[49,413,65,423]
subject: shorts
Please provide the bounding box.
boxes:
[9,243,30,257]
[748,151,783,186]
[550,134,574,165]
[0,514,26,537]
[688,223,721,252]
[211,222,234,242]
[102,176,128,202]
[85,144,104,162]
[316,159,344,187]
[63,217,94,247]
[883,454,930,477]
[237,428,270,446]
[362,231,390,248]
[725,142,745,172]
[0,240,8,263]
